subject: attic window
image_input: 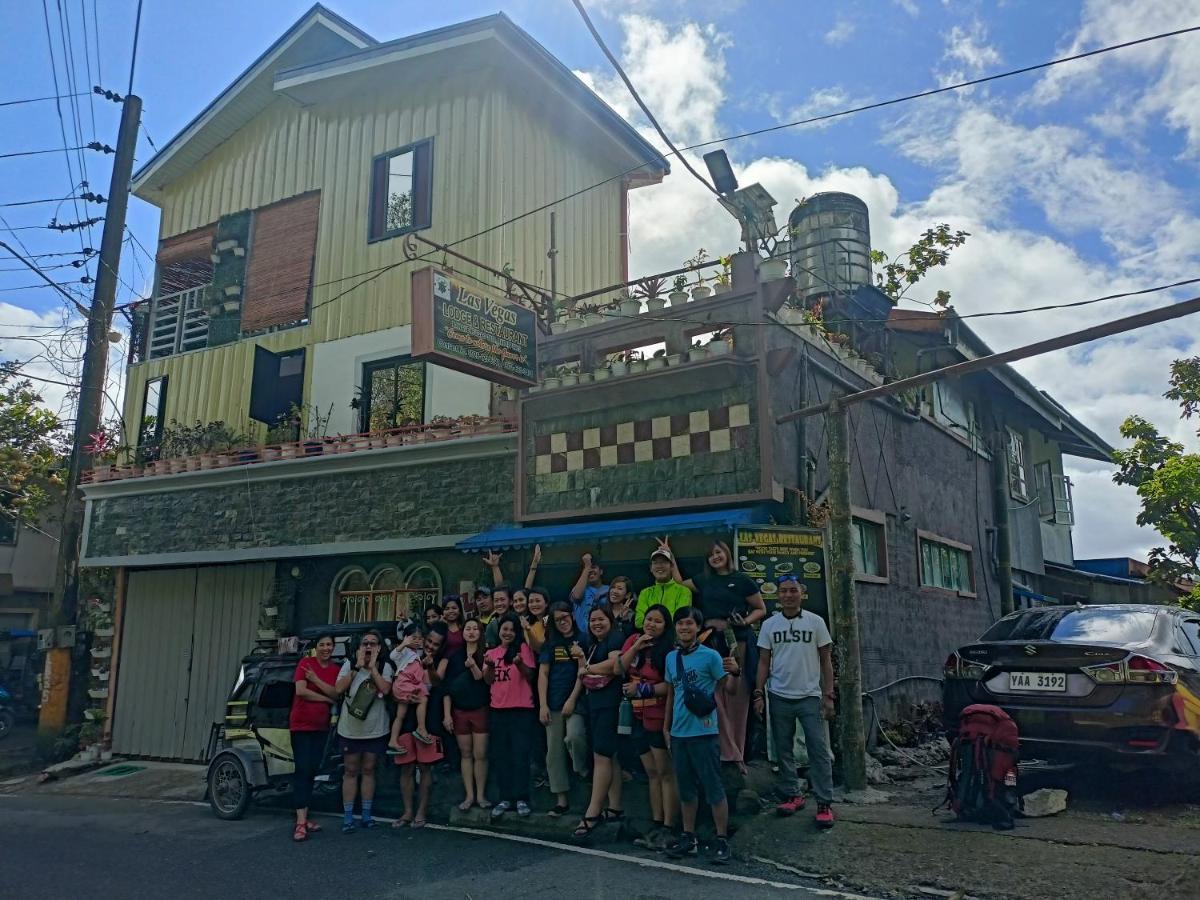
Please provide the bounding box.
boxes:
[369,139,433,242]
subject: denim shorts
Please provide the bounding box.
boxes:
[671,734,725,804]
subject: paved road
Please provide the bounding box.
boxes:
[0,793,860,899]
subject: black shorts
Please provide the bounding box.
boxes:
[671,734,725,804]
[626,720,667,756]
[588,703,619,758]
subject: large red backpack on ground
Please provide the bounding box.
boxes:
[942,703,1019,830]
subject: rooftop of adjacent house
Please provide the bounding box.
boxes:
[887,307,1114,462]
[131,4,669,198]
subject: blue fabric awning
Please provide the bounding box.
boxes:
[456,507,766,551]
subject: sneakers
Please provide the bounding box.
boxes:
[650,828,674,852]
[815,803,835,829]
[666,832,699,858]
[777,794,807,816]
[490,800,512,819]
[712,837,732,865]
[516,801,532,817]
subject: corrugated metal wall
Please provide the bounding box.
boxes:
[124,69,627,445]
[112,563,271,760]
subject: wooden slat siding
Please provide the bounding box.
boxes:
[157,223,216,265]
[241,191,321,332]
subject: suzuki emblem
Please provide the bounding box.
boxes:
[1023,645,1038,656]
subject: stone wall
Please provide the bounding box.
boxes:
[85,449,514,560]
[520,357,767,518]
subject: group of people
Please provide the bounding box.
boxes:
[287,538,837,862]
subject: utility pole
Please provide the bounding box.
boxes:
[827,397,867,791]
[40,94,142,740]
[989,414,1015,617]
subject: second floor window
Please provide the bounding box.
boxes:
[1007,428,1028,499]
[359,356,426,432]
[852,514,887,580]
[369,139,433,241]
[137,376,168,460]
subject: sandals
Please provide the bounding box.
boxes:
[304,821,322,833]
[548,803,570,818]
[293,823,308,842]
[386,745,409,757]
[573,814,603,839]
[341,821,357,834]
[603,808,625,823]
[412,819,426,829]
[477,799,493,810]
[457,799,475,812]
[413,730,434,745]
[391,816,413,829]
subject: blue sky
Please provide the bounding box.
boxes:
[2,0,1198,559]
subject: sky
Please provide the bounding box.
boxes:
[2,0,1198,562]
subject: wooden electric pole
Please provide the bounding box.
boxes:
[40,94,142,739]
[827,397,868,791]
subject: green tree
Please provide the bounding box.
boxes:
[0,359,68,526]
[869,224,970,306]
[1112,357,1200,608]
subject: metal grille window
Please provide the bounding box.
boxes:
[1035,462,1075,525]
[359,356,426,432]
[918,533,974,595]
[148,286,209,358]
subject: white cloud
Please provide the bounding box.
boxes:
[1032,0,1200,156]
[938,20,1001,86]
[824,19,856,46]
[894,0,920,16]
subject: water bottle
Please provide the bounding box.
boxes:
[617,698,634,736]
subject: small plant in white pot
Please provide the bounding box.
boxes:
[582,305,605,327]
[708,329,732,354]
[689,339,710,361]
[627,350,647,373]
[667,274,689,307]
[618,288,643,318]
[559,364,580,386]
[712,256,733,294]
[647,349,668,370]
[563,309,585,330]
[688,249,712,299]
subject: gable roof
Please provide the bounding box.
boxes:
[133,8,668,198]
[887,308,1114,462]
[132,4,374,195]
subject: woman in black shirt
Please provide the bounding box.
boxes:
[573,605,626,839]
[661,538,765,771]
[442,618,491,811]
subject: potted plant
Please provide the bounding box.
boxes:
[563,310,585,330]
[707,331,732,355]
[429,415,456,438]
[627,350,647,373]
[689,339,709,361]
[582,305,605,327]
[759,254,788,281]
[647,349,668,370]
[607,352,629,377]
[262,446,282,461]
[350,433,372,451]
[169,456,188,474]
[667,274,689,308]
[83,707,106,722]
[280,443,300,459]
[712,256,733,294]
[560,366,580,386]
[665,350,683,366]
[592,364,611,381]
[542,367,563,389]
[90,645,112,659]
[618,289,643,318]
[85,429,123,482]
[550,317,569,335]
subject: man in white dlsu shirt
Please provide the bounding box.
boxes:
[753,576,836,828]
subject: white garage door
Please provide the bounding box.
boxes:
[112,563,271,760]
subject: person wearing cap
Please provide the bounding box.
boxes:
[634,546,692,628]
[753,575,836,828]
[569,551,609,634]
[474,586,494,625]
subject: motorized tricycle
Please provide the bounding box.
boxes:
[205,622,394,819]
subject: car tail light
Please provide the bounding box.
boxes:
[1083,661,1124,684]
[1125,655,1178,685]
[944,651,987,680]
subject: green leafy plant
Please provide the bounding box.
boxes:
[1113,357,1200,609]
[685,248,709,286]
[714,255,732,286]
[633,276,667,300]
[869,224,970,306]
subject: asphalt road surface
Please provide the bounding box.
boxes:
[0,793,864,899]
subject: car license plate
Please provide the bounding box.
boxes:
[1008,671,1067,692]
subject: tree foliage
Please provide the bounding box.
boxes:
[1113,357,1200,609]
[0,360,68,525]
[870,224,970,306]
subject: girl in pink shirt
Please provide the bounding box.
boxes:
[483,614,536,817]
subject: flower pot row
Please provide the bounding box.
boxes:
[550,284,731,334]
[85,419,517,483]
[533,339,730,391]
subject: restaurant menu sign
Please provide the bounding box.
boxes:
[734,525,829,623]
[411,266,538,387]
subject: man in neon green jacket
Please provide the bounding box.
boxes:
[634,547,692,627]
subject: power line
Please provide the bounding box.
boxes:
[571,0,717,196]
[0,91,90,108]
[0,239,90,315]
[0,145,99,160]
[683,24,1200,153]
[41,0,88,259]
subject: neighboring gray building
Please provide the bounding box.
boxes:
[0,517,57,632]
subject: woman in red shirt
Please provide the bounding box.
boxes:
[483,614,537,818]
[289,632,340,842]
[619,604,677,850]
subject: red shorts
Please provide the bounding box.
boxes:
[451,707,489,735]
[390,731,445,766]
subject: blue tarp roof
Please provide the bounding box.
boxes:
[456,507,766,551]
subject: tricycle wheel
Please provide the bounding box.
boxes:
[208,755,252,820]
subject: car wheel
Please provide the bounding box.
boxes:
[0,709,14,740]
[208,754,252,820]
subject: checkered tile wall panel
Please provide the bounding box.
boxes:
[532,403,753,475]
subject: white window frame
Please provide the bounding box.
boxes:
[1007,428,1028,500]
[851,506,888,584]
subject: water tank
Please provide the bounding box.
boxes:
[788,192,872,304]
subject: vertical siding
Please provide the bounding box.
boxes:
[126,70,630,445]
